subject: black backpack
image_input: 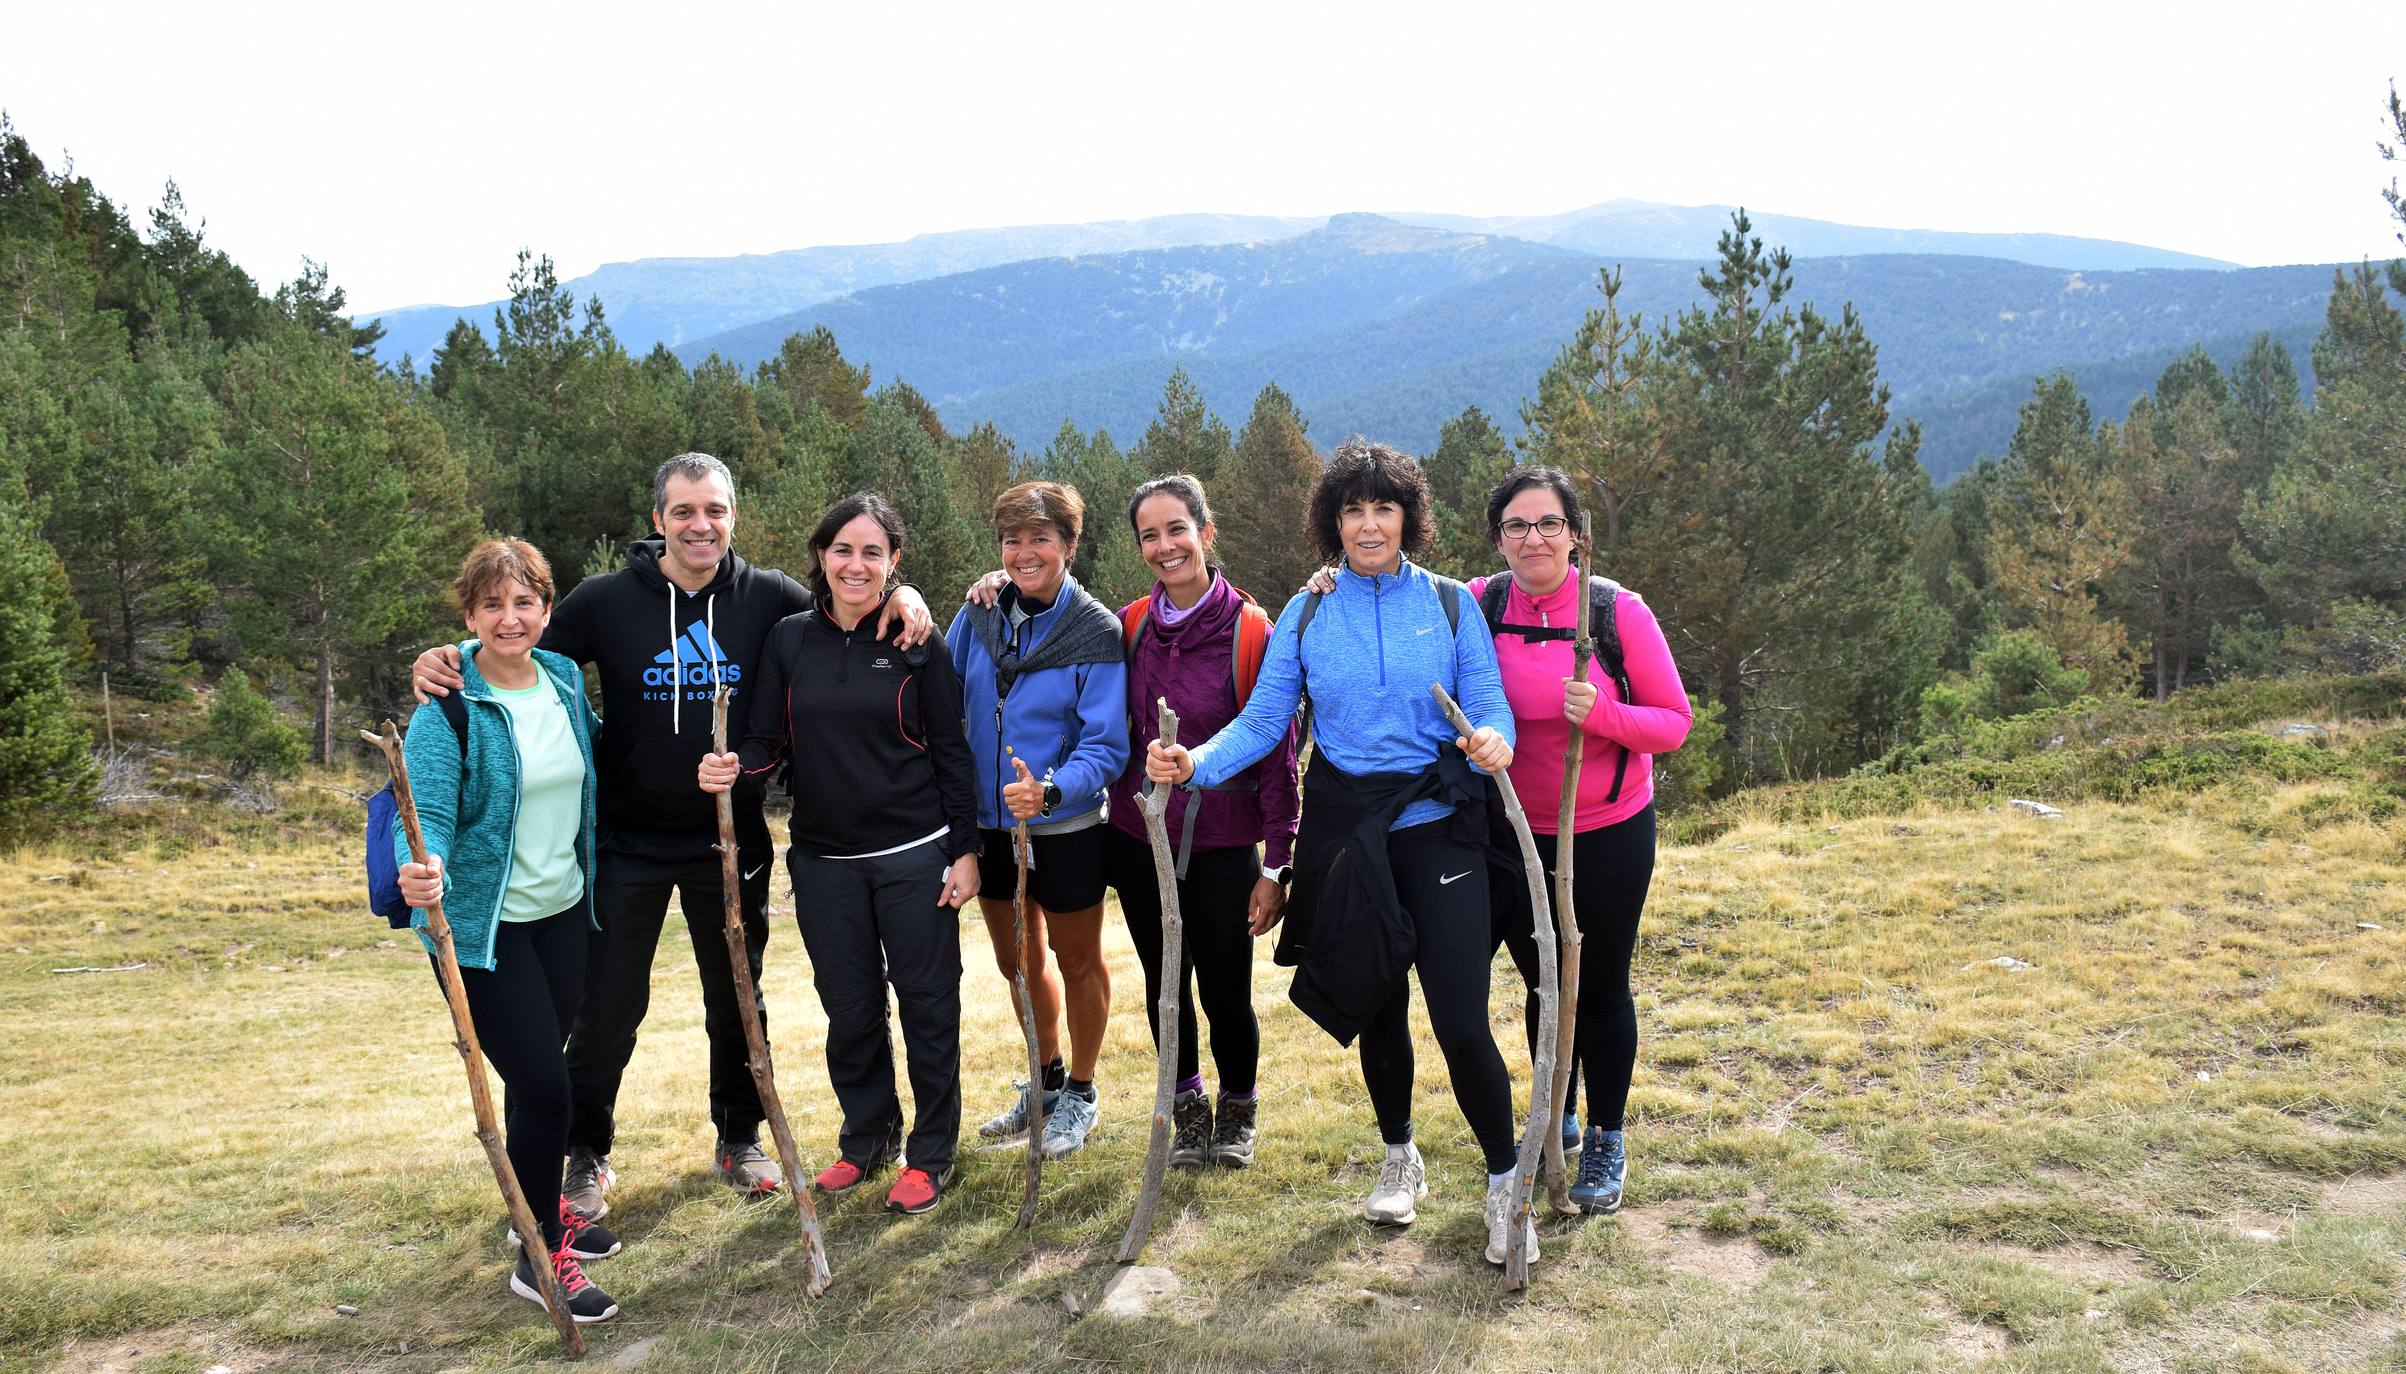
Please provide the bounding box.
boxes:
[1476,573,1636,803]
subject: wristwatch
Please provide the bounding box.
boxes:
[1261,863,1290,884]
[1041,781,1063,815]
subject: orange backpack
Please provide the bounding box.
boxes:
[1120,592,1273,705]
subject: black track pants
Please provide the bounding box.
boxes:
[446,907,587,1247]
[1355,818,1519,1174]
[1493,805,1656,1132]
[565,847,771,1154]
[1106,829,1262,1095]
[788,843,964,1175]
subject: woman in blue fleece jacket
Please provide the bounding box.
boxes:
[1148,438,1540,1269]
[394,539,620,1325]
[945,480,1131,1162]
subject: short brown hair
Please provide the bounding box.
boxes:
[1306,438,1433,562]
[991,480,1084,548]
[453,538,556,616]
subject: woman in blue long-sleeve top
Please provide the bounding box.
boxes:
[1147,438,1538,1269]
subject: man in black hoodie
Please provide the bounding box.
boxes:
[414,453,932,1213]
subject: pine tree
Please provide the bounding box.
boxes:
[197,664,305,782]
[1213,383,1324,601]
[1984,373,2136,691]
[1042,421,1151,606]
[1518,267,1660,551]
[764,326,871,429]
[1619,212,1927,779]
[0,494,96,846]
[1423,405,1514,578]
[1133,367,1231,482]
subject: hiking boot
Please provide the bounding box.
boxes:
[510,1197,621,1260]
[885,1164,952,1215]
[1211,1093,1258,1168]
[510,1245,619,1323]
[714,1139,782,1197]
[1569,1127,1626,1214]
[562,1146,615,1221]
[978,1080,1062,1143]
[1039,1090,1101,1160]
[1561,1111,1582,1156]
[1362,1142,1426,1225]
[1484,1173,1541,1266]
[1167,1090,1212,1170]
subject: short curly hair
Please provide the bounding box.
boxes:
[452,538,555,616]
[1305,438,1433,563]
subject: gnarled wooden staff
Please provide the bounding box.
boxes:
[1431,685,1557,1290]
[362,720,584,1358]
[711,682,832,1296]
[1009,774,1047,1230]
[1545,525,1596,1215]
[1116,700,1184,1263]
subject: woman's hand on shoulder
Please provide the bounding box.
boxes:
[880,586,935,648]
[1302,565,1337,596]
[698,750,740,793]
[963,569,1007,609]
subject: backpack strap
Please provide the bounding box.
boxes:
[1231,601,1271,704]
[1119,598,1150,651]
[435,690,470,760]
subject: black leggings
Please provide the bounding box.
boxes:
[1493,805,1655,1132]
[444,908,587,1247]
[1355,819,1519,1174]
[1106,829,1261,1095]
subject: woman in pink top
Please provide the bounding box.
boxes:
[1469,466,1691,1215]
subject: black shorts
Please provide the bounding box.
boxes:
[978,824,1109,912]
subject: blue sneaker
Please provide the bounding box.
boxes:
[1570,1127,1626,1214]
[1561,1111,1581,1155]
[978,1081,1063,1142]
[1039,1089,1101,1160]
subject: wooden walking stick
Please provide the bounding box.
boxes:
[361,721,585,1359]
[1116,700,1185,1263]
[711,682,833,1296]
[1545,524,1595,1215]
[1431,685,1558,1291]
[1009,773,1047,1230]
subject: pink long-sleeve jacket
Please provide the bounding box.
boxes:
[1468,573,1692,834]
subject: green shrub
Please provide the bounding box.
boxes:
[0,499,97,846]
[196,667,305,782]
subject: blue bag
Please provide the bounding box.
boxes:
[365,693,469,928]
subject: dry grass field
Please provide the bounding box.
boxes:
[3,678,2404,1372]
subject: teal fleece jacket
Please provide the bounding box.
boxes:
[390,645,601,970]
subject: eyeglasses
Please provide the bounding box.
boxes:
[1497,516,1570,540]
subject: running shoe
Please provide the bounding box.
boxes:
[1363,1142,1426,1225]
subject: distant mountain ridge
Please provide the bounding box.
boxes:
[668,216,2330,482]
[358,201,2239,366]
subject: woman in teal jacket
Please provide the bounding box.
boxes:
[393,539,620,1325]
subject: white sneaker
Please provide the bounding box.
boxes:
[1484,1172,1541,1266]
[1363,1142,1427,1225]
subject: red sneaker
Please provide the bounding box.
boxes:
[814,1158,870,1195]
[886,1165,949,1215]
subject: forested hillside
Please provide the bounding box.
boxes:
[4,97,2402,852]
[679,221,2336,481]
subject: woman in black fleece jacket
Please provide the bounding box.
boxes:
[699,492,981,1215]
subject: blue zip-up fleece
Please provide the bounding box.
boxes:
[1189,558,1513,831]
[945,575,1132,834]
[390,645,601,971]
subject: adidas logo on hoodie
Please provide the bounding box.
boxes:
[644,620,745,697]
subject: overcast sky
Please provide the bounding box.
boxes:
[5,1,2400,313]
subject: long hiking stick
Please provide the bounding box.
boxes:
[1116,700,1185,1263]
[1545,533,1595,1215]
[1011,814,1046,1229]
[711,684,832,1296]
[1430,686,1557,1291]
[362,722,585,1359]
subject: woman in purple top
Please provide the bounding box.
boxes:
[1103,475,1301,1169]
